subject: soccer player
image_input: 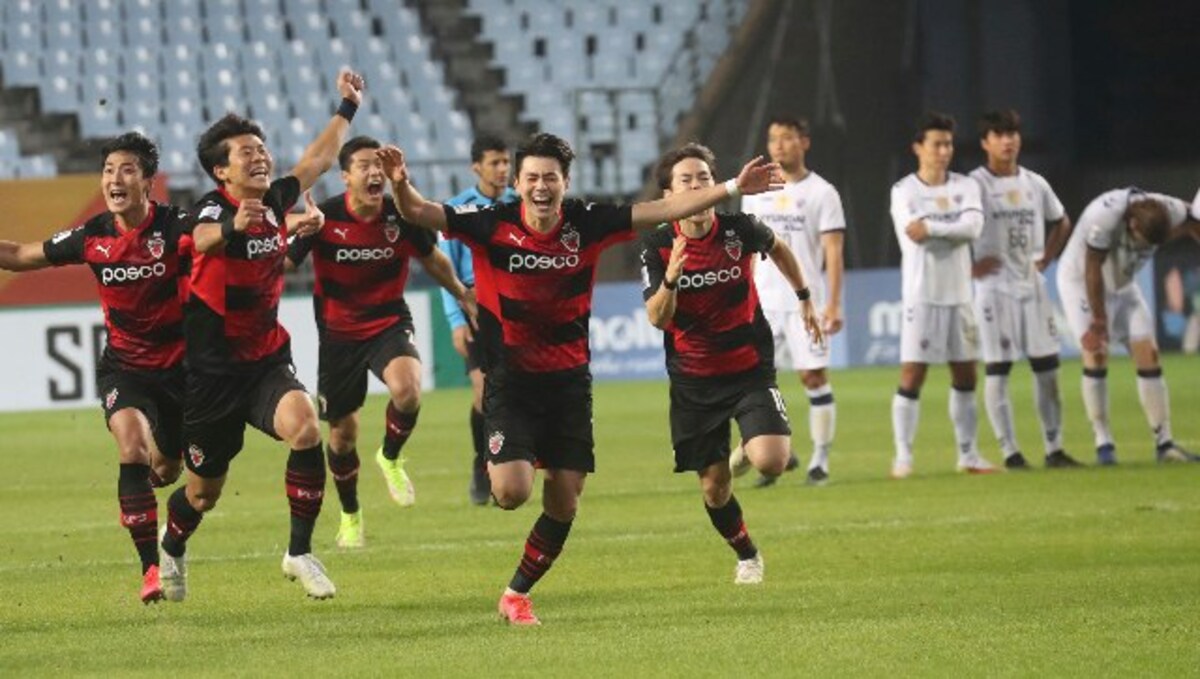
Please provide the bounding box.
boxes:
[0,132,188,603]
[640,143,821,584]
[970,110,1081,470]
[286,135,476,547]
[377,133,782,625]
[158,69,365,601]
[1056,187,1200,464]
[889,111,997,479]
[440,134,518,505]
[741,116,845,486]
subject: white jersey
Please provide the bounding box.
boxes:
[741,171,845,311]
[890,172,984,306]
[969,166,1065,299]
[1059,188,1188,292]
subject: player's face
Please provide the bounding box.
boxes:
[766,124,809,170]
[218,134,273,193]
[515,155,568,222]
[913,130,954,172]
[342,148,385,208]
[474,150,511,193]
[101,150,151,216]
[664,156,716,222]
[981,130,1020,164]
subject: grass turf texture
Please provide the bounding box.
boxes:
[1,356,1197,676]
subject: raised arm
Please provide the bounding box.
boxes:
[631,156,783,229]
[0,241,51,271]
[377,146,448,232]
[288,69,365,192]
[643,236,686,330]
[192,199,268,254]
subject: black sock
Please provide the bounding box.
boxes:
[286,443,326,556]
[118,463,159,573]
[508,513,573,594]
[326,445,360,513]
[705,495,758,560]
[470,407,486,468]
[382,404,419,460]
[162,486,203,558]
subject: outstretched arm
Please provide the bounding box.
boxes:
[0,241,51,271]
[631,156,783,228]
[289,69,365,192]
[378,146,448,232]
[419,249,477,329]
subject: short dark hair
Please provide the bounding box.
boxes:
[338,135,381,171]
[978,109,1021,140]
[654,142,717,191]
[767,115,810,137]
[196,113,267,184]
[471,134,508,163]
[514,133,574,178]
[914,110,956,143]
[1126,199,1171,245]
[100,131,159,177]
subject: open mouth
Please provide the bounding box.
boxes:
[249,166,270,180]
[530,195,552,210]
[366,180,385,197]
[108,188,129,203]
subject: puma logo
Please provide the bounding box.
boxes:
[507,232,526,246]
[94,243,112,257]
[333,227,349,240]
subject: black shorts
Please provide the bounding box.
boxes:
[463,334,484,374]
[317,322,420,421]
[183,352,307,479]
[482,371,594,473]
[669,371,791,473]
[97,358,185,462]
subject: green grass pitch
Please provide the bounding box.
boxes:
[1,356,1197,676]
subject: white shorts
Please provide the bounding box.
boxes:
[1057,278,1155,347]
[899,303,978,364]
[764,308,829,371]
[974,281,1060,363]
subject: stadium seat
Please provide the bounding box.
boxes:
[0,49,41,87]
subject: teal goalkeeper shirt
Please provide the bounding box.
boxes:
[440,185,519,330]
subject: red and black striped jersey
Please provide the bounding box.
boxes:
[443,199,634,377]
[638,214,777,381]
[288,194,435,342]
[41,203,190,371]
[185,176,300,373]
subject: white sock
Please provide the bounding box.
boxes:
[1032,368,1064,454]
[1136,372,1173,447]
[983,373,1018,457]
[949,387,979,460]
[806,385,835,470]
[1081,371,1113,447]
[892,391,919,463]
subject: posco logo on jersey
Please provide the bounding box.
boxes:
[245,233,285,259]
[336,247,395,263]
[508,253,580,271]
[677,265,742,290]
[100,262,168,285]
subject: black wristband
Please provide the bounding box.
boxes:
[220,218,236,241]
[663,278,678,291]
[336,98,358,122]
[795,287,811,301]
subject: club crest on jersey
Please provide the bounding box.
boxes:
[188,444,205,468]
[723,230,743,261]
[104,388,119,410]
[488,431,505,456]
[146,235,165,260]
[1006,189,1022,206]
[935,197,950,211]
[384,225,400,243]
[560,227,580,253]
